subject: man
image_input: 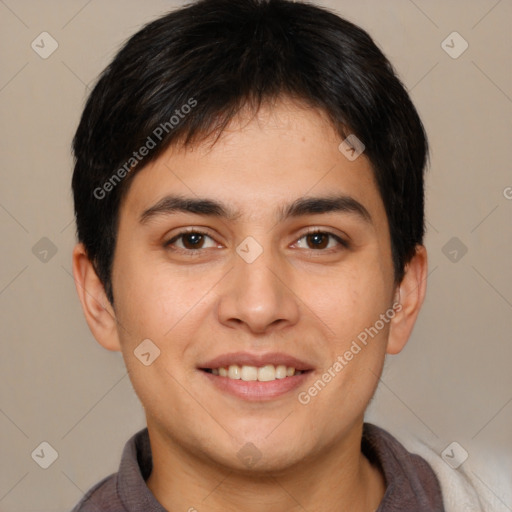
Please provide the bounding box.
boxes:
[70,0,444,510]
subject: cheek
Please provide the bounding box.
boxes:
[111,255,220,396]
[111,261,200,413]
[113,251,204,339]
[307,264,392,342]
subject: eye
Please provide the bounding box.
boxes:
[294,230,348,251]
[165,229,219,251]
[164,228,348,254]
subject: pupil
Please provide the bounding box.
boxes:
[185,233,203,248]
[308,233,327,249]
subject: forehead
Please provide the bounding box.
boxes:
[120,99,386,229]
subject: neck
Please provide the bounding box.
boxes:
[146,422,386,512]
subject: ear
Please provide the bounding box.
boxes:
[386,245,428,355]
[72,243,121,352]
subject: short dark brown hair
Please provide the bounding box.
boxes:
[72,0,429,304]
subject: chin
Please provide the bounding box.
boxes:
[217,445,308,475]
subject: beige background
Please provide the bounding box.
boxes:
[0,1,511,510]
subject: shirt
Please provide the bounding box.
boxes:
[71,422,445,511]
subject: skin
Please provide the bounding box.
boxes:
[73,97,427,512]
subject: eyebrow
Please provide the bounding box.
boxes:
[139,194,372,225]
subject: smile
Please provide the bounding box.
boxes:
[202,363,305,381]
[198,353,314,401]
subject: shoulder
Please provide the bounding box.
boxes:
[69,428,155,512]
[363,423,443,483]
[363,422,437,475]
[70,472,125,512]
[371,423,499,512]
[363,423,445,511]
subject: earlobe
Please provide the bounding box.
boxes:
[386,245,428,355]
[72,243,121,352]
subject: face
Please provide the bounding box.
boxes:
[108,98,399,471]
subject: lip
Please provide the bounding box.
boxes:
[197,351,315,402]
[200,368,313,401]
[198,351,314,372]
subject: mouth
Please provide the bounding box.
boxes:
[201,364,307,381]
[198,352,314,401]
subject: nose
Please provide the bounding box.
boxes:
[216,244,300,335]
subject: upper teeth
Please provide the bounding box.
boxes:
[210,364,301,381]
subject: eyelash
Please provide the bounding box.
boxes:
[164,227,349,254]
